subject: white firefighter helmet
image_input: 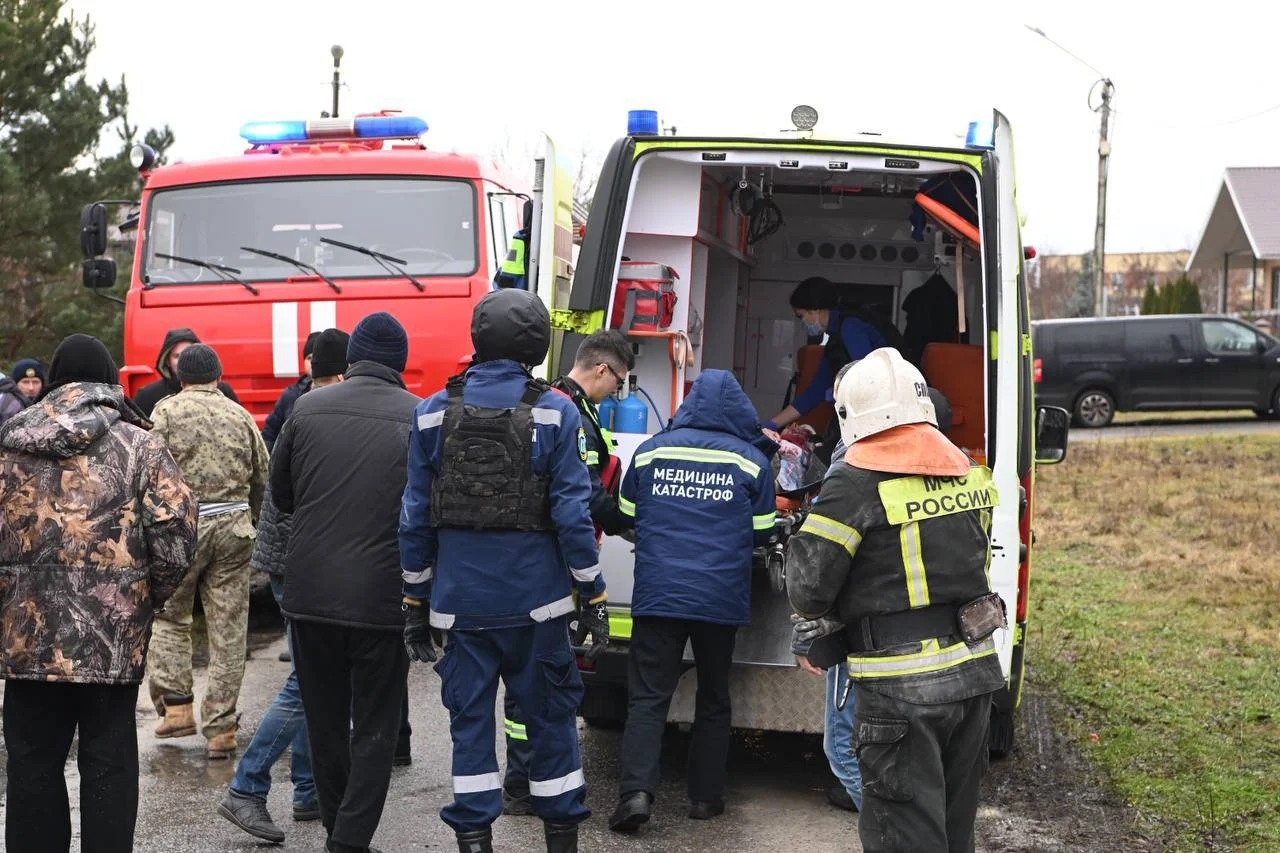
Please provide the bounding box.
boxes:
[835,347,936,445]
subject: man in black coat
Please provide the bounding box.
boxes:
[270,313,419,853]
[134,328,239,417]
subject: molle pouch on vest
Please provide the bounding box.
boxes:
[956,592,1006,645]
[430,376,554,531]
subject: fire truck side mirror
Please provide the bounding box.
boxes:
[80,203,110,258]
[82,257,118,290]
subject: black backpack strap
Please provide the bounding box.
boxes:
[520,377,549,408]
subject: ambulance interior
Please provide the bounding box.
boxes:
[606,151,987,462]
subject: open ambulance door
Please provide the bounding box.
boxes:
[984,108,1031,757]
[527,133,577,381]
[552,137,638,374]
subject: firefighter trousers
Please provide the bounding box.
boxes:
[436,617,589,831]
[854,684,994,853]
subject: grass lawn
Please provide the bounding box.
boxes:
[1031,434,1280,850]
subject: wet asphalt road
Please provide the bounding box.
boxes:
[0,628,856,852]
[1089,414,1279,440]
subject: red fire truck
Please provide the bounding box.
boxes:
[79,112,577,424]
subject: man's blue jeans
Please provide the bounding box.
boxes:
[825,664,863,809]
[230,576,315,807]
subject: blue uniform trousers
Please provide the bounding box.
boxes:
[436,616,589,831]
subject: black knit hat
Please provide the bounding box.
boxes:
[472,289,550,365]
[177,344,223,385]
[310,329,350,379]
[11,358,45,384]
[303,331,321,360]
[46,334,119,392]
[348,312,408,372]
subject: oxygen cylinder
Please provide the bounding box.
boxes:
[614,378,649,434]
[598,395,618,432]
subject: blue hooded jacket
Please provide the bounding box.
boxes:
[399,359,603,630]
[619,370,776,626]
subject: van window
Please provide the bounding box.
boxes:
[1201,319,1260,354]
[1054,323,1120,356]
[1124,320,1194,359]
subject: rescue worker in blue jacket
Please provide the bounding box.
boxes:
[786,348,1005,853]
[398,288,609,853]
[764,276,887,433]
[609,369,776,832]
[502,329,635,817]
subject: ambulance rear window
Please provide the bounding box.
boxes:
[143,177,477,283]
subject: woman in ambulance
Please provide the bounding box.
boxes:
[763,277,887,434]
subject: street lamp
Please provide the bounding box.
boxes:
[1026,25,1114,317]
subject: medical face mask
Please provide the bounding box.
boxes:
[802,320,825,336]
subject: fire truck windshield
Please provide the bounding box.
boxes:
[143,177,477,285]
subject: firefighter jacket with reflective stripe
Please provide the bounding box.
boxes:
[552,375,623,536]
[399,359,603,630]
[786,461,1005,701]
[619,370,776,626]
[431,373,554,531]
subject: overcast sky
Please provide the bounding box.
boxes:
[71,0,1280,258]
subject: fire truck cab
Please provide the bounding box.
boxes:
[80,113,576,424]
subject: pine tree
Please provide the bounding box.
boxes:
[1141,281,1159,315]
[0,0,173,364]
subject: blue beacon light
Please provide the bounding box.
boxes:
[240,115,429,145]
[627,109,660,136]
[965,120,995,150]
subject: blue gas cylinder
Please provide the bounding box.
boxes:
[614,393,649,434]
[598,396,618,431]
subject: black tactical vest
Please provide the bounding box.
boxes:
[430,374,554,531]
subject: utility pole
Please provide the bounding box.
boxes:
[1024,25,1115,317]
[1092,79,1115,317]
[330,45,344,118]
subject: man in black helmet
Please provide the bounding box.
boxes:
[399,289,607,853]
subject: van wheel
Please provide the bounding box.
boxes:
[1073,389,1115,428]
[988,706,1015,759]
[1264,387,1280,420]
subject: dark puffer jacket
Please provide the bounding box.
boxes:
[249,482,292,578]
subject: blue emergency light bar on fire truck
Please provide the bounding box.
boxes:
[239,115,429,146]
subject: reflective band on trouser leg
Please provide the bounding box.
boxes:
[529,769,586,797]
[504,718,528,741]
[900,521,930,607]
[454,772,503,794]
[846,637,997,679]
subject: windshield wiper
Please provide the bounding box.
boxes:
[238,246,341,294]
[152,253,260,296]
[320,237,425,292]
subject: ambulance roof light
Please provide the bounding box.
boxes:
[240,115,429,146]
[627,109,660,136]
[965,120,995,150]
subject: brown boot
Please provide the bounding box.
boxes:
[154,694,197,738]
[207,726,239,760]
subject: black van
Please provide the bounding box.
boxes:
[1032,315,1280,427]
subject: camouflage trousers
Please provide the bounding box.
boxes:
[147,510,254,738]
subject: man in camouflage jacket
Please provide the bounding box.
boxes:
[147,343,269,759]
[0,334,198,853]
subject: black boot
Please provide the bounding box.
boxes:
[609,791,652,832]
[456,827,493,853]
[545,822,578,853]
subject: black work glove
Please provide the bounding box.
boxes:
[403,602,439,663]
[790,613,844,656]
[573,597,611,663]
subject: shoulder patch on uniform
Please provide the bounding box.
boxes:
[578,427,588,462]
